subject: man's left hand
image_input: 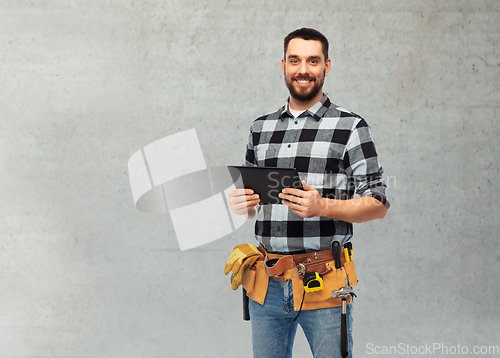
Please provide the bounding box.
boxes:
[279,180,325,218]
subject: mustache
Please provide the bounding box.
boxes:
[292,75,316,81]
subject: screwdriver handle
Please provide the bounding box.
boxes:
[332,241,342,269]
[243,288,250,321]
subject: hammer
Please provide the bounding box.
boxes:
[332,285,356,358]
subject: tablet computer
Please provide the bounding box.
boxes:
[227,166,304,204]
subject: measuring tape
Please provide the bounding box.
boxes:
[303,272,324,293]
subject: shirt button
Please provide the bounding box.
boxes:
[294,120,298,125]
[287,144,291,148]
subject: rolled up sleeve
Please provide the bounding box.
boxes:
[343,118,394,209]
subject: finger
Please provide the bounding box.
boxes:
[301,180,312,190]
[282,200,308,217]
[279,193,302,205]
[228,191,258,201]
[281,198,302,212]
[229,194,260,206]
[229,188,255,198]
[233,199,259,210]
[245,200,260,210]
[281,187,304,197]
[232,199,260,214]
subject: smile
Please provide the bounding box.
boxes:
[295,79,313,85]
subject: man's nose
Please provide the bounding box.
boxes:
[298,61,309,75]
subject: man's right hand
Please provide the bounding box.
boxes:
[228,188,260,219]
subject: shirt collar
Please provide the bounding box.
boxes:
[279,94,331,121]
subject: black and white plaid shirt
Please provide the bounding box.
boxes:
[244,94,393,253]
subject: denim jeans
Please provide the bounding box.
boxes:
[249,277,353,358]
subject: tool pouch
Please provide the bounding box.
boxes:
[297,259,358,307]
[241,260,269,305]
[344,260,358,287]
[264,256,295,282]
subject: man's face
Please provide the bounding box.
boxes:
[281,38,331,103]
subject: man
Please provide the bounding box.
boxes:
[227,28,392,358]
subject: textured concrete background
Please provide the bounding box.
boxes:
[1,1,499,357]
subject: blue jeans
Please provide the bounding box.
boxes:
[249,278,353,358]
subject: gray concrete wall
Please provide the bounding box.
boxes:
[1,1,499,357]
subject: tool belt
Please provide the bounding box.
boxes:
[261,245,345,282]
[241,244,358,310]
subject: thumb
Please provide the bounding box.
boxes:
[302,180,314,191]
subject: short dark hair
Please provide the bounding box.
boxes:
[284,28,329,61]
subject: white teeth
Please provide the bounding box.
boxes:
[297,80,310,83]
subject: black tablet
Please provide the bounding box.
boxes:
[227,166,304,204]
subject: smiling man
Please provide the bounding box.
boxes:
[283,36,330,108]
[227,28,393,358]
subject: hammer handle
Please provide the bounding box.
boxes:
[341,307,348,357]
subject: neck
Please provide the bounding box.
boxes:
[289,92,324,111]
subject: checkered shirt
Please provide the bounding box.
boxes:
[244,94,393,253]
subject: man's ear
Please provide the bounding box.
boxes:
[281,58,286,75]
[324,58,331,76]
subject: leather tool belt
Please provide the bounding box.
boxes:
[260,245,345,282]
[242,244,358,310]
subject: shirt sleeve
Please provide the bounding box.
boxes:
[244,125,258,167]
[343,118,393,208]
[242,125,261,216]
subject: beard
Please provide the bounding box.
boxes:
[285,70,325,102]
